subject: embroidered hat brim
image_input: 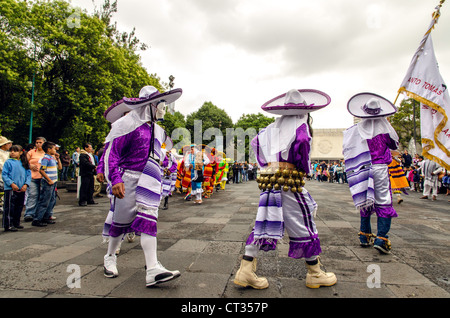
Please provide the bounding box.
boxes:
[261,89,331,116]
[104,88,183,123]
[123,88,182,109]
[347,92,397,118]
[103,99,132,123]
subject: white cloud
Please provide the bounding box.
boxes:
[71,0,450,129]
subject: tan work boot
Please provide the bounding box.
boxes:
[234,257,269,289]
[305,259,337,289]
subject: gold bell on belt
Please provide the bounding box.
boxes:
[257,162,305,193]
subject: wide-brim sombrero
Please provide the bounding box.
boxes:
[347,92,397,118]
[261,89,331,116]
[104,86,183,123]
[123,86,182,109]
[103,99,130,123]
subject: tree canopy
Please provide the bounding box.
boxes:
[0,0,162,150]
[185,101,234,141]
[390,97,421,150]
[0,0,287,160]
[234,113,275,132]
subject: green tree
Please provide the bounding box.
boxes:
[0,0,163,152]
[390,98,421,149]
[185,101,233,146]
[233,113,276,162]
[0,0,37,145]
[159,110,186,145]
[234,113,275,131]
[160,111,186,134]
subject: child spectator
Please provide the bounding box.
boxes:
[407,167,415,190]
[2,145,31,231]
[413,164,421,192]
[32,141,61,227]
[23,136,46,222]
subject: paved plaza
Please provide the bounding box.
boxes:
[0,178,449,302]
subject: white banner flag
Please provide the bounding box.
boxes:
[398,7,450,170]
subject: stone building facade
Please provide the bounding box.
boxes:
[310,128,346,162]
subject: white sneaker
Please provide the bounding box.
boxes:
[104,254,119,278]
[146,262,180,287]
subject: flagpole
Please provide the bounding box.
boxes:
[395,0,450,170]
[394,0,445,108]
[393,92,400,106]
[426,0,445,36]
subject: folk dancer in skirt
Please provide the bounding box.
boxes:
[184,145,210,204]
[160,145,178,210]
[101,85,182,286]
[343,92,400,254]
[388,150,410,204]
[174,159,183,193]
[178,146,193,200]
[169,149,181,193]
[234,89,337,290]
[215,154,227,191]
[202,147,218,198]
[172,149,184,194]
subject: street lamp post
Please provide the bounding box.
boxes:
[29,43,37,144]
[169,75,175,90]
[167,75,175,115]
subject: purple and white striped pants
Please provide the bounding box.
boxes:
[246,188,322,260]
[109,159,161,238]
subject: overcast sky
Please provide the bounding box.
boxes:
[70,0,450,129]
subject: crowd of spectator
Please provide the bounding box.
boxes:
[310,160,347,184]
[2,132,449,234]
[0,134,105,232]
[229,161,259,183]
[309,150,449,201]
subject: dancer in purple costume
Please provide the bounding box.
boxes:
[160,145,178,210]
[234,89,337,289]
[343,93,400,254]
[100,85,182,287]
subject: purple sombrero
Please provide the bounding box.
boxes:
[347,92,397,118]
[261,89,331,116]
[103,99,130,123]
[104,85,183,123]
[123,86,182,109]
